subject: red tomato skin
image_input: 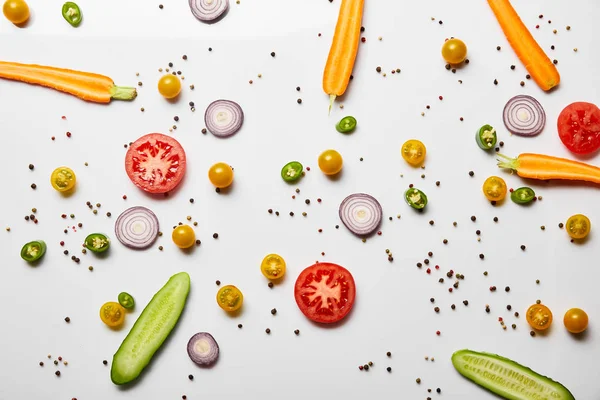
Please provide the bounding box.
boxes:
[125,133,186,194]
[558,102,600,155]
[294,262,356,324]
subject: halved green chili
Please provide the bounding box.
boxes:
[405,188,428,210]
[336,116,357,133]
[85,233,110,253]
[476,124,497,150]
[21,240,46,262]
[281,161,303,182]
[511,187,536,204]
[118,292,135,309]
[62,2,82,27]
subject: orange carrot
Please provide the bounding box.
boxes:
[0,61,137,103]
[322,0,364,112]
[488,0,560,91]
[497,153,600,184]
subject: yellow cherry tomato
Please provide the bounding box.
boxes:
[563,308,589,334]
[99,301,126,327]
[3,0,29,24]
[50,167,76,192]
[208,162,234,188]
[526,303,553,331]
[441,38,468,64]
[261,253,286,280]
[318,149,343,175]
[401,140,426,166]
[482,176,507,202]
[566,214,591,240]
[158,74,181,99]
[172,225,196,249]
[216,285,243,312]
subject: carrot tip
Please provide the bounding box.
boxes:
[110,85,137,101]
[496,154,519,170]
[328,94,336,115]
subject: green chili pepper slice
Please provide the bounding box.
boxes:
[476,124,497,150]
[85,233,110,253]
[511,187,536,204]
[336,116,357,133]
[62,2,82,27]
[20,240,47,262]
[281,161,303,182]
[118,292,135,309]
[405,188,428,210]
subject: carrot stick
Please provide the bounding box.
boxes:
[497,153,600,184]
[488,0,560,91]
[0,61,137,103]
[322,0,364,113]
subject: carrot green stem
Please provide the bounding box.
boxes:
[110,85,137,101]
[496,153,520,170]
[328,94,336,115]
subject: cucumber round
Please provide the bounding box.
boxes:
[452,349,575,400]
[111,272,190,385]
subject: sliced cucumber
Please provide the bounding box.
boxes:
[111,272,190,385]
[452,349,575,400]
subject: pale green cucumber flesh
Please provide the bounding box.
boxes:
[111,272,190,385]
[452,349,575,400]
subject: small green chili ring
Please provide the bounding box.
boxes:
[21,240,47,262]
[84,233,110,253]
[511,187,536,204]
[476,124,497,150]
[62,2,82,27]
[281,161,303,182]
[336,116,357,133]
[404,188,428,210]
[118,292,135,309]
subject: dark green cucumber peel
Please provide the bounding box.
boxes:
[452,349,575,400]
[111,272,190,385]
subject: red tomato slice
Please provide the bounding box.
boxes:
[558,102,600,155]
[125,133,186,194]
[294,262,356,324]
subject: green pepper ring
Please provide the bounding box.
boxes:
[62,2,82,27]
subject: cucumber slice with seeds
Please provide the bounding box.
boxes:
[111,272,190,385]
[452,349,575,400]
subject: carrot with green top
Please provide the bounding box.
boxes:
[0,61,137,103]
[488,0,560,91]
[497,153,600,184]
[323,0,364,113]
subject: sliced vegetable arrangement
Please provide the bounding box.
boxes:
[452,349,575,400]
[111,272,190,385]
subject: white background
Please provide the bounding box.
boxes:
[0,0,599,399]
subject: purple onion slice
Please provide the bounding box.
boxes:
[187,332,219,366]
[189,0,229,23]
[339,193,383,236]
[503,95,546,136]
[115,206,160,250]
[204,99,244,138]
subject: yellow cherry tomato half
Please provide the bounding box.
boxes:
[482,176,507,202]
[3,0,29,24]
[99,301,126,327]
[208,162,234,188]
[566,214,591,240]
[50,167,76,192]
[158,74,182,99]
[261,253,286,280]
[563,308,589,334]
[216,285,243,312]
[526,303,553,331]
[318,149,343,175]
[172,225,196,249]
[441,38,468,65]
[401,140,427,166]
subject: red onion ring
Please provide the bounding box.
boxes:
[114,206,160,250]
[189,0,229,23]
[503,95,546,136]
[187,332,219,366]
[204,99,244,138]
[339,193,383,236]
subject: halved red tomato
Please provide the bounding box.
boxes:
[558,102,600,154]
[125,133,186,194]
[294,262,356,324]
